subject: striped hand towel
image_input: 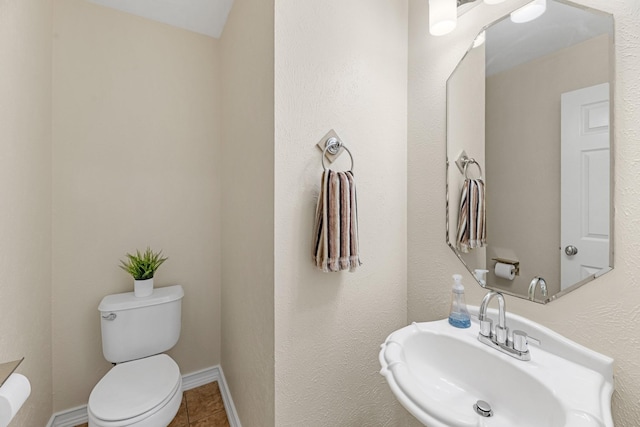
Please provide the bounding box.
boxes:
[312,170,361,272]
[456,178,486,253]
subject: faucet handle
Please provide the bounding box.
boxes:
[512,330,528,353]
[495,325,508,345]
[479,318,492,337]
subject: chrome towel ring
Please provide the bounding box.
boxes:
[463,157,482,180]
[322,137,355,172]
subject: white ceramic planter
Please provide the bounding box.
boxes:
[134,278,154,297]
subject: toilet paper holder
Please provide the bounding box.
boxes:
[492,258,520,276]
[0,358,23,389]
[0,357,30,427]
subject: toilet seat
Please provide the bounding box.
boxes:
[88,354,181,427]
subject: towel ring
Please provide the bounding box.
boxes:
[322,138,355,172]
[463,158,482,180]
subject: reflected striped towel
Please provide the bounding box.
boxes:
[312,170,361,272]
[456,178,486,253]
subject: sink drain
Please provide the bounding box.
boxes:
[474,400,493,417]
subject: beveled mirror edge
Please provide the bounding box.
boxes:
[444,0,616,304]
[608,14,616,274]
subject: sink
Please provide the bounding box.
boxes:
[379,307,613,427]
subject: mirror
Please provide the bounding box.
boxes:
[446,0,614,303]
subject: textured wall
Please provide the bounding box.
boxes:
[219,0,276,425]
[408,0,640,426]
[0,1,53,425]
[52,0,221,410]
[273,0,412,425]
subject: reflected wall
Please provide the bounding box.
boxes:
[485,33,611,297]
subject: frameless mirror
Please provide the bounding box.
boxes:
[446,0,614,303]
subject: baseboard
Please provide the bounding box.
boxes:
[45,405,88,427]
[181,365,220,390]
[215,366,241,427]
[46,364,241,427]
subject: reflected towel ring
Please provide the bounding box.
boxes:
[322,137,355,171]
[463,158,482,180]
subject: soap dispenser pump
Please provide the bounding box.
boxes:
[448,274,471,328]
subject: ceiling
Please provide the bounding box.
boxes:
[484,0,613,76]
[85,0,234,38]
[84,0,611,72]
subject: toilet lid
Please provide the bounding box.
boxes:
[89,354,180,422]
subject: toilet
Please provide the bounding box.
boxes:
[87,285,185,427]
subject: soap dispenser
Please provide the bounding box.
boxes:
[448,274,471,328]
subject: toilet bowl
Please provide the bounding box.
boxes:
[88,354,182,427]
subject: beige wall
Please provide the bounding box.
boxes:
[52,0,221,411]
[409,0,640,426]
[273,0,411,425]
[6,1,640,426]
[219,0,276,425]
[486,34,610,296]
[0,0,53,425]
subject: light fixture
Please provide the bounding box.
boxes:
[429,0,457,36]
[429,0,507,37]
[511,0,547,23]
[472,30,486,48]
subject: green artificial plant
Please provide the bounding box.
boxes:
[119,247,168,280]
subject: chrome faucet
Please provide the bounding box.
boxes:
[478,291,531,361]
[479,291,507,344]
[528,277,548,301]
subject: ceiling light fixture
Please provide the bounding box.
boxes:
[429,0,458,36]
[429,0,507,37]
[511,0,547,23]
[472,30,486,48]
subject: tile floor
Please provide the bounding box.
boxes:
[76,381,230,427]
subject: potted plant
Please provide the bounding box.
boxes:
[119,247,168,297]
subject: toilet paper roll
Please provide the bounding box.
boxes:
[0,373,30,427]
[494,262,516,280]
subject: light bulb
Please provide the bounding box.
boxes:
[511,0,547,23]
[429,0,457,36]
[473,31,486,48]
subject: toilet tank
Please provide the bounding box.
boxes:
[98,285,184,363]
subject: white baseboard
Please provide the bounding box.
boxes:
[181,365,220,391]
[45,405,87,427]
[215,365,241,427]
[46,365,240,427]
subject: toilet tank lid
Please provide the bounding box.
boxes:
[98,285,184,312]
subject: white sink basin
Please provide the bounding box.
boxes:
[379,307,613,427]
